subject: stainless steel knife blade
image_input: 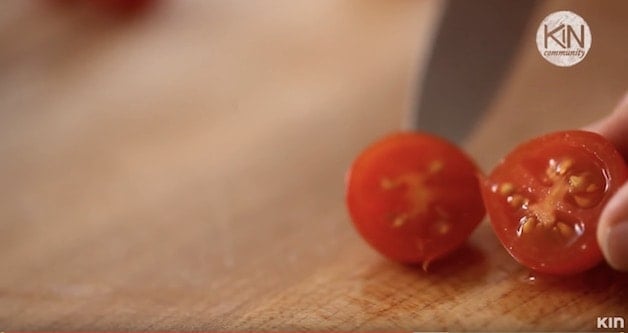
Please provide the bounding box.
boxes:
[410,0,538,144]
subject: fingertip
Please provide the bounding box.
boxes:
[599,222,628,271]
[618,91,628,110]
[583,93,627,134]
[598,183,628,271]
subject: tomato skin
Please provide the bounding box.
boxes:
[482,130,627,275]
[346,132,485,264]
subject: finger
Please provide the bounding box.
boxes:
[588,92,628,271]
[585,92,628,159]
[598,182,628,271]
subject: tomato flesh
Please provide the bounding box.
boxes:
[482,130,627,275]
[346,132,485,265]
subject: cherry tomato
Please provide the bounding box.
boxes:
[346,132,485,265]
[482,130,627,275]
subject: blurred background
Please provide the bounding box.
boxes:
[1,0,627,330]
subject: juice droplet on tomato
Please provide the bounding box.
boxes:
[520,272,537,284]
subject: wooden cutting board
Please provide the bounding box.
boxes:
[0,0,626,330]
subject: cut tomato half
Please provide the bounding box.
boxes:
[482,130,627,275]
[346,132,485,265]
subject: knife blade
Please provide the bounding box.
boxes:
[409,0,538,144]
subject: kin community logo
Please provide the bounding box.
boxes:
[536,10,591,67]
[597,316,625,330]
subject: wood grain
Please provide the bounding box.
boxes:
[0,0,626,330]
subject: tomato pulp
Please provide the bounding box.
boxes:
[482,130,627,275]
[346,132,485,265]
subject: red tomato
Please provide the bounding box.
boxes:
[346,132,485,265]
[482,130,627,275]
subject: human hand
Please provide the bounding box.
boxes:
[587,93,628,271]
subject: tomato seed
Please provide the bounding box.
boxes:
[499,183,514,195]
[428,160,444,174]
[555,222,573,238]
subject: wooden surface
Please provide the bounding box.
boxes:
[1,0,627,330]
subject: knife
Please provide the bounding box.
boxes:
[409,0,538,144]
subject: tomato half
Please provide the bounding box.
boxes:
[482,130,627,275]
[346,132,485,265]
